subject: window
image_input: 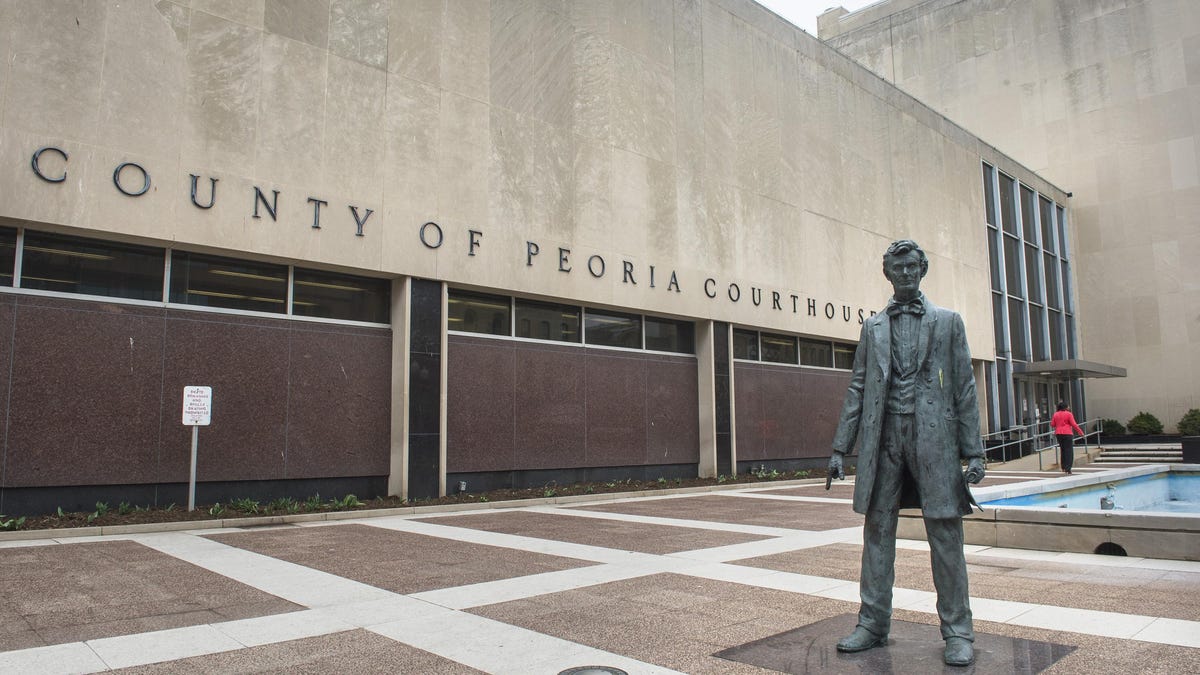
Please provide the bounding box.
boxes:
[0,227,16,287]
[169,251,287,313]
[733,329,759,360]
[1044,252,1060,309]
[515,299,580,342]
[1039,196,1056,253]
[761,333,798,364]
[1003,235,1022,296]
[1024,242,1042,300]
[448,291,510,335]
[798,337,832,367]
[987,228,1002,291]
[22,230,164,300]
[1020,185,1037,241]
[1008,297,1028,361]
[999,173,1017,235]
[291,268,389,323]
[992,292,1007,352]
[1030,305,1047,360]
[983,164,997,227]
[834,343,856,370]
[585,309,641,349]
[645,317,694,354]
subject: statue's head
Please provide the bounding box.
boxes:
[882,239,928,297]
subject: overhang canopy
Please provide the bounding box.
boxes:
[1012,359,1127,379]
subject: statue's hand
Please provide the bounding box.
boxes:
[828,452,845,481]
[965,457,986,484]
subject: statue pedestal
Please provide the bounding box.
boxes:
[714,613,1076,674]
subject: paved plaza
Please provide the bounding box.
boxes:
[1,467,1197,673]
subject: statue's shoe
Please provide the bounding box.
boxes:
[835,626,887,653]
[944,636,974,666]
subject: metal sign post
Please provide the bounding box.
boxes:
[181,386,212,511]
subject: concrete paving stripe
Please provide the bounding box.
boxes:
[717,492,854,504]
[527,504,807,537]
[212,609,359,647]
[132,532,394,607]
[0,642,107,675]
[410,563,665,610]
[367,607,684,675]
[668,529,862,563]
[87,624,245,670]
[681,563,1200,648]
[360,515,656,564]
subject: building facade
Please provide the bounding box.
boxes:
[0,0,1067,514]
[821,0,1197,431]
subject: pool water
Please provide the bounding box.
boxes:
[983,471,1200,513]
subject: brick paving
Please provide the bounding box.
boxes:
[0,472,1197,673]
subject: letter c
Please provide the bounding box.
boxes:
[32,146,68,183]
[704,278,717,298]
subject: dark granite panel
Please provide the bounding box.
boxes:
[513,345,585,469]
[161,316,290,483]
[584,351,647,466]
[447,463,696,493]
[0,299,15,487]
[714,373,730,431]
[644,358,699,465]
[408,279,442,355]
[713,321,729,376]
[733,363,765,461]
[407,433,440,500]
[734,364,853,463]
[716,431,732,476]
[800,369,852,458]
[0,476,387,516]
[285,327,392,478]
[407,351,441,435]
[446,337,516,473]
[5,301,165,487]
[760,366,806,460]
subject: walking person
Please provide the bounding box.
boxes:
[1051,401,1085,474]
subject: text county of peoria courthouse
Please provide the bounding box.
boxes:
[0,0,1129,514]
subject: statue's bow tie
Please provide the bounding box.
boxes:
[886,299,925,316]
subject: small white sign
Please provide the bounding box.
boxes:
[182,386,212,426]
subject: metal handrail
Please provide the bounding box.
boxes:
[980,416,1104,468]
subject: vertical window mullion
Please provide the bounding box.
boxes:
[13,228,24,288]
[286,265,295,315]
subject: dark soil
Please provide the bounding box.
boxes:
[7,469,840,532]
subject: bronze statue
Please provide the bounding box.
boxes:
[828,239,985,667]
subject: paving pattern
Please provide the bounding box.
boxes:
[0,469,1197,673]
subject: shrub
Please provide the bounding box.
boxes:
[1177,409,1200,436]
[1126,411,1163,435]
[1101,418,1125,437]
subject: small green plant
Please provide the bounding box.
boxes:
[1176,408,1200,436]
[56,506,66,518]
[479,495,489,502]
[656,477,667,485]
[1101,418,1126,437]
[674,477,682,485]
[605,481,616,489]
[164,503,176,512]
[268,497,301,513]
[230,498,260,514]
[716,474,727,484]
[118,502,133,515]
[793,470,811,479]
[0,514,26,531]
[86,502,110,523]
[305,494,322,510]
[329,494,364,509]
[208,502,226,517]
[584,485,595,494]
[1127,411,1163,435]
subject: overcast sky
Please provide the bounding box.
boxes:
[752,0,879,35]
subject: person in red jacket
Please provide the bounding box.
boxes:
[1051,401,1085,474]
